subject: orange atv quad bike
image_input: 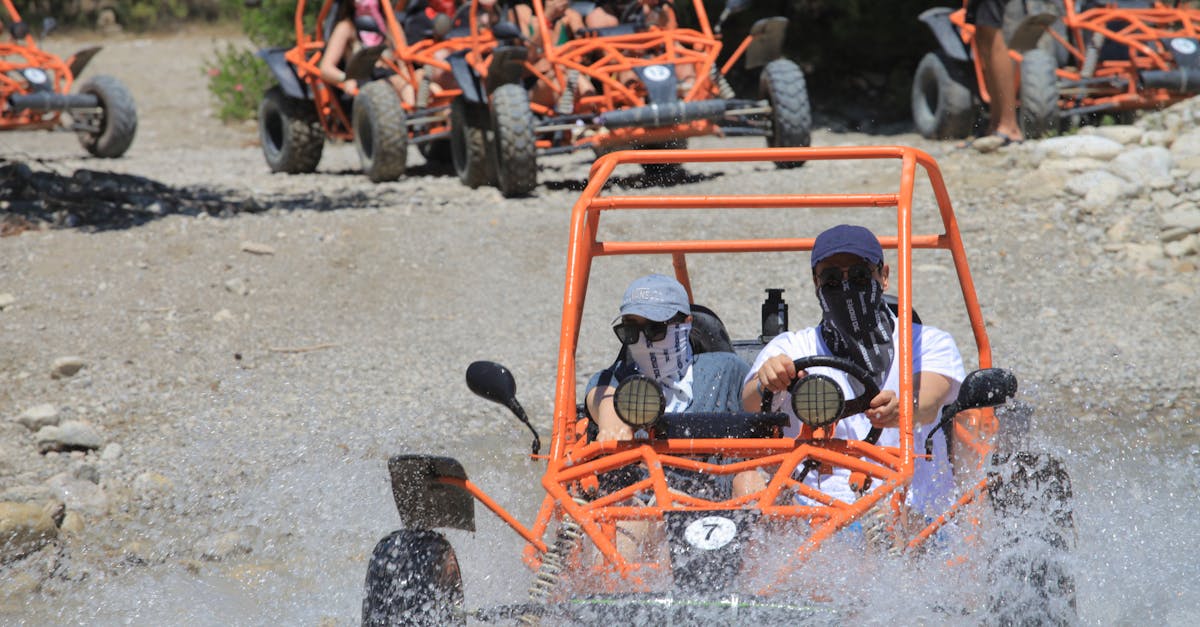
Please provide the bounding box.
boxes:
[446,0,812,197]
[914,0,1200,139]
[1,0,137,157]
[360,146,1077,624]
[249,0,490,181]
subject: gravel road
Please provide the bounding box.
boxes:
[2,25,1198,625]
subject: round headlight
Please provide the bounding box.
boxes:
[613,375,665,429]
[22,68,49,85]
[789,374,845,429]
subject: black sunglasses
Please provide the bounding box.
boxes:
[817,263,877,289]
[613,319,674,345]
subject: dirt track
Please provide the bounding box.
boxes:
[2,25,1199,624]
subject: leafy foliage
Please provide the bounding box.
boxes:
[203,42,275,121]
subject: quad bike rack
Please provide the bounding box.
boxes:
[366,146,1077,624]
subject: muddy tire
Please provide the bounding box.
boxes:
[258,85,324,174]
[986,451,1077,626]
[1019,49,1060,139]
[75,75,138,158]
[489,84,537,197]
[362,529,465,627]
[450,97,493,188]
[760,59,811,168]
[353,81,409,182]
[912,52,976,140]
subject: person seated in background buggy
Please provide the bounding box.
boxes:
[580,0,696,93]
[510,0,596,108]
[319,0,419,105]
[740,225,966,521]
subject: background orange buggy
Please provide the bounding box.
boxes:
[361,146,1078,624]
[1,0,137,157]
[446,0,812,197]
[251,0,492,181]
[913,0,1200,139]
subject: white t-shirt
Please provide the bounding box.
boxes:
[745,322,965,513]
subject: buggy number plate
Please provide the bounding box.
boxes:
[643,65,671,82]
[1172,38,1198,55]
[683,515,737,550]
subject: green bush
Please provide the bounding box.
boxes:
[203,42,275,121]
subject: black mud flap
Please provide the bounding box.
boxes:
[484,45,530,94]
[918,7,971,62]
[664,510,760,595]
[345,44,387,82]
[388,454,476,532]
[256,47,310,100]
[743,17,788,70]
[634,65,677,104]
[450,51,485,104]
[1006,13,1059,53]
[67,46,102,79]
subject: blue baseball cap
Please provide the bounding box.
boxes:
[617,274,691,322]
[811,224,884,268]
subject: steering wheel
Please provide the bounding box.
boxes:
[759,355,884,444]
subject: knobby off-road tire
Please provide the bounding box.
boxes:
[362,529,465,627]
[911,52,976,140]
[354,81,409,182]
[490,83,537,197]
[986,451,1078,626]
[258,85,324,174]
[760,58,812,169]
[75,75,138,158]
[450,97,493,188]
[1019,49,1061,139]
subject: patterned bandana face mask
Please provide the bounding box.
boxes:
[625,322,694,412]
[817,278,895,388]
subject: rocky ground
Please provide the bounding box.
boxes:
[1,24,1198,624]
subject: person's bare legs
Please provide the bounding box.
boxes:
[975,24,1023,141]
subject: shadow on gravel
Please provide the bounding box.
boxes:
[543,167,722,192]
[0,159,407,234]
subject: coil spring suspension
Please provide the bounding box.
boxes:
[711,65,736,100]
[518,497,587,626]
[555,70,580,116]
[417,74,432,109]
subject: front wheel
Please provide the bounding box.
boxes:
[490,84,537,197]
[450,97,493,188]
[353,81,409,182]
[1019,49,1060,139]
[75,75,138,158]
[760,59,811,169]
[258,85,324,173]
[911,51,976,140]
[362,529,465,627]
[986,451,1077,625]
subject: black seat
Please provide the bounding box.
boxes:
[689,303,734,354]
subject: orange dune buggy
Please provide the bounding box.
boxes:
[1,0,137,157]
[913,0,1200,139]
[361,146,1077,624]
[446,0,812,197]
[251,0,494,181]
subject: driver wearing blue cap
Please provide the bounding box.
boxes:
[740,225,965,514]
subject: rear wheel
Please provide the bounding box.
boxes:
[362,529,465,627]
[450,97,493,188]
[911,51,976,140]
[490,84,537,197]
[258,85,324,174]
[354,81,409,182]
[75,75,138,158]
[1019,49,1061,139]
[986,451,1077,626]
[760,59,812,168]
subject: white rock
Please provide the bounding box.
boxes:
[36,420,103,452]
[1066,170,1128,198]
[0,293,14,310]
[100,442,123,461]
[1125,242,1165,265]
[1162,207,1200,232]
[1161,227,1192,243]
[1141,130,1174,147]
[213,308,235,322]
[1109,147,1173,188]
[50,356,86,379]
[1165,234,1199,258]
[45,473,109,517]
[224,278,250,296]
[1095,125,1144,145]
[1170,128,1200,161]
[240,241,276,255]
[1035,135,1125,162]
[15,404,60,430]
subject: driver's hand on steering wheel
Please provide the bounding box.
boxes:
[866,390,900,428]
[756,354,802,394]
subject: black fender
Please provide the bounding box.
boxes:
[345,44,387,82]
[449,50,485,104]
[66,46,102,79]
[918,7,971,63]
[484,45,530,93]
[388,454,476,532]
[256,47,309,100]
[743,17,788,70]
